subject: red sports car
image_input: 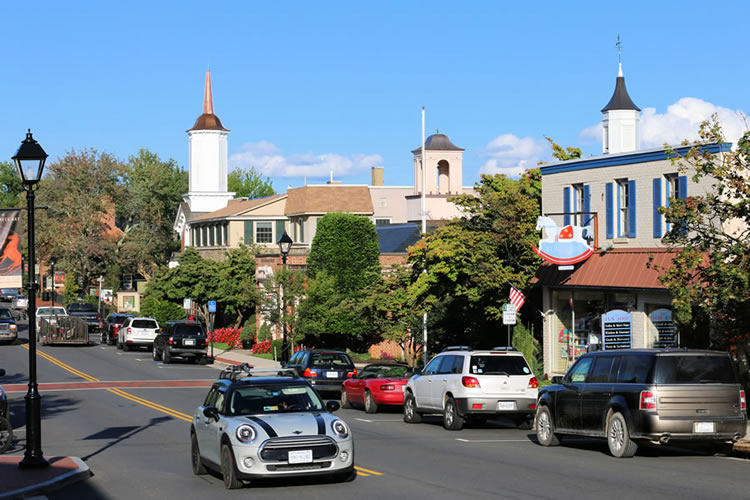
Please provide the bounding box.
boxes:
[340,363,413,413]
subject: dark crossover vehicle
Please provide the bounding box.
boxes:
[103,313,134,346]
[153,320,208,364]
[536,349,747,458]
[190,364,353,489]
[0,289,19,303]
[66,302,102,334]
[0,308,18,344]
[283,350,357,395]
[1,368,12,453]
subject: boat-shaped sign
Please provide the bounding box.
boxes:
[532,216,593,266]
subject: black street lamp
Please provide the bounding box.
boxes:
[49,256,56,307]
[13,130,49,469]
[277,231,293,363]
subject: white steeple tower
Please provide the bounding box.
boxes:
[601,36,640,154]
[184,71,235,213]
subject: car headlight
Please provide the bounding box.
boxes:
[9,324,16,330]
[236,424,257,443]
[331,419,349,438]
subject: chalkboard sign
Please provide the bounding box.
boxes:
[650,308,677,348]
[602,309,632,350]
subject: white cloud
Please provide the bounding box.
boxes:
[581,98,748,149]
[479,134,547,177]
[229,140,383,179]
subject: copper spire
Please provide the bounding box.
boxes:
[203,71,214,115]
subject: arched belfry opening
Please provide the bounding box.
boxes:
[412,133,464,196]
[437,160,450,194]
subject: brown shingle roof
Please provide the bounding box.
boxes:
[532,248,685,290]
[285,186,373,216]
[190,194,286,222]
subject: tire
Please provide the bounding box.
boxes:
[535,406,560,446]
[163,348,172,364]
[516,416,534,430]
[364,391,378,414]
[123,343,130,352]
[116,339,123,350]
[221,444,243,489]
[443,397,464,431]
[152,346,160,361]
[191,432,207,475]
[340,390,351,409]
[0,416,13,453]
[331,467,356,483]
[607,412,638,458]
[403,393,422,423]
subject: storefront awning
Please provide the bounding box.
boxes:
[532,248,683,290]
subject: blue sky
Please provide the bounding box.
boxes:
[2,1,748,192]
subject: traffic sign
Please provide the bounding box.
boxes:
[183,298,192,310]
[502,303,516,325]
[502,303,515,312]
[208,300,216,313]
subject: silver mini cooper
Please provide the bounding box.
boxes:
[190,365,355,489]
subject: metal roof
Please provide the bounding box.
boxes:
[601,76,640,112]
[376,223,421,254]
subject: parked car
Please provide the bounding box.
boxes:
[153,320,208,364]
[341,362,413,413]
[11,294,27,319]
[403,346,539,430]
[0,308,17,345]
[535,349,747,458]
[283,350,357,395]
[0,289,18,303]
[0,368,12,453]
[103,313,134,346]
[191,364,353,489]
[35,306,68,331]
[117,317,160,351]
[66,302,102,334]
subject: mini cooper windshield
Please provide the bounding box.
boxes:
[228,384,325,415]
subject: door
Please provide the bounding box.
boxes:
[556,357,594,431]
[579,356,617,432]
[413,356,443,409]
[352,366,375,403]
[201,389,226,465]
[432,356,458,409]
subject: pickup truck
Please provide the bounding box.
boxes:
[66,303,102,334]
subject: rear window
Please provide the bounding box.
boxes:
[67,303,97,312]
[469,355,531,376]
[132,320,158,329]
[0,309,13,319]
[310,353,353,368]
[654,355,738,384]
[614,354,653,384]
[174,324,204,336]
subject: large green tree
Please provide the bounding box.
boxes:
[228,167,275,199]
[0,161,23,208]
[216,244,260,328]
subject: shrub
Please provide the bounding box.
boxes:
[208,327,242,349]
[241,316,256,341]
[140,297,186,325]
[252,339,272,354]
[257,323,272,342]
[512,323,542,377]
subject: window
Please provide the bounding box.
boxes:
[654,355,737,384]
[310,353,354,368]
[586,357,616,383]
[566,357,594,383]
[573,184,584,225]
[618,179,629,237]
[614,355,653,384]
[437,355,457,374]
[209,225,215,246]
[469,356,531,376]
[375,218,391,226]
[223,223,228,246]
[201,226,208,247]
[423,356,443,375]
[256,222,273,243]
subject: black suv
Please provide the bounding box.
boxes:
[103,313,134,346]
[536,349,747,458]
[152,320,208,364]
[283,350,357,395]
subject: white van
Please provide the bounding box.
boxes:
[117,317,160,352]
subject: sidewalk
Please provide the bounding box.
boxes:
[0,456,91,499]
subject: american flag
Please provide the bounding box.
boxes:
[509,285,526,312]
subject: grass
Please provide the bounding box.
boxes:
[248,352,274,360]
[210,342,231,351]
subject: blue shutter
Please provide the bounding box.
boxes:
[628,180,637,238]
[652,178,662,238]
[563,187,570,226]
[244,221,253,244]
[582,185,591,226]
[678,175,688,199]
[605,183,613,239]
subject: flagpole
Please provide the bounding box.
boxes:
[421,105,428,367]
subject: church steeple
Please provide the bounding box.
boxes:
[203,70,214,114]
[188,70,229,132]
[601,36,640,154]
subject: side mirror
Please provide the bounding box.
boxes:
[551,376,563,385]
[202,406,219,421]
[412,367,422,376]
[325,400,340,412]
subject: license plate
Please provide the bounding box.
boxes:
[694,421,715,433]
[497,401,516,411]
[288,450,313,464]
[326,371,338,378]
[184,339,195,346]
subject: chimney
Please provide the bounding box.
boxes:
[371,166,385,186]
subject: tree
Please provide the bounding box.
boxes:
[537,136,582,164]
[0,161,23,208]
[216,244,260,328]
[228,167,275,199]
[657,116,750,387]
[260,267,307,350]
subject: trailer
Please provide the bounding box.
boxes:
[39,316,89,345]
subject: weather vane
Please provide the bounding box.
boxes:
[616,34,622,64]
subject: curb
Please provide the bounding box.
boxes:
[0,456,92,499]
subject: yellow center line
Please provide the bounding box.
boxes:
[354,466,383,476]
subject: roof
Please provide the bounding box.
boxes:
[376,223,421,253]
[190,194,286,222]
[532,248,684,290]
[411,133,464,153]
[188,71,229,132]
[601,76,640,112]
[285,186,373,216]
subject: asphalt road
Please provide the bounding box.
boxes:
[1,316,749,499]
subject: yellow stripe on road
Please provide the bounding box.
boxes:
[355,466,383,476]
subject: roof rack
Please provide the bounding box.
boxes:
[491,346,517,351]
[218,363,300,382]
[441,346,473,352]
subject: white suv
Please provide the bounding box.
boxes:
[117,317,160,352]
[403,346,539,430]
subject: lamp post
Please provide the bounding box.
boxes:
[277,231,293,363]
[13,129,49,469]
[49,256,56,307]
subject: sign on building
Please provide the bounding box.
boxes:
[532,216,594,266]
[650,308,677,348]
[602,309,632,350]
[0,209,22,288]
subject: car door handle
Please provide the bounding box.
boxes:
[575,391,582,396]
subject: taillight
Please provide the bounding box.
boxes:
[113,326,120,333]
[740,390,746,410]
[303,368,317,377]
[640,391,656,410]
[380,384,395,391]
[472,403,483,409]
[346,369,356,378]
[168,337,173,345]
[528,377,538,389]
[462,376,480,388]
[127,327,132,333]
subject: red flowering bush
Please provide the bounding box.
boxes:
[253,339,272,354]
[207,328,242,349]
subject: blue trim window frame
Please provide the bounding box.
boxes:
[653,178,663,238]
[617,179,628,238]
[606,183,614,239]
[573,184,583,225]
[664,174,678,232]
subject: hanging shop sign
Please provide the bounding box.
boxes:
[602,309,632,350]
[0,209,22,288]
[532,216,593,266]
[650,308,678,348]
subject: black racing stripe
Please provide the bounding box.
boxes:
[312,412,326,435]
[247,416,277,438]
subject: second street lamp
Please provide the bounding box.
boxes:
[12,129,49,469]
[277,231,293,363]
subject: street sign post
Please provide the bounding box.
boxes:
[208,301,216,360]
[208,300,216,313]
[502,303,516,348]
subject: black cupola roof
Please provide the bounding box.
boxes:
[601,75,640,112]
